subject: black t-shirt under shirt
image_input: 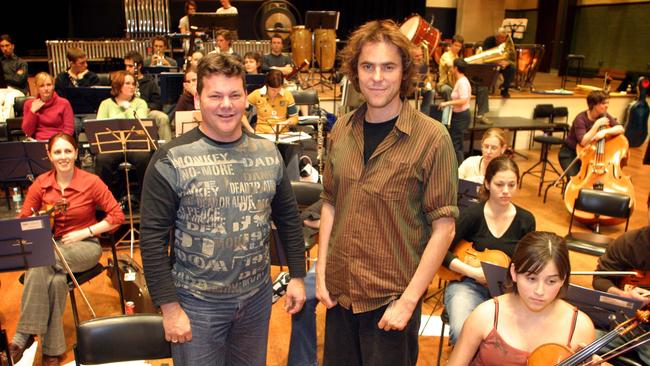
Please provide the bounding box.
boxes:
[363,116,398,164]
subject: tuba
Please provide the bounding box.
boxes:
[465,34,515,64]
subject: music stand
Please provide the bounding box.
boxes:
[464,64,500,125]
[63,87,111,114]
[305,11,340,90]
[84,119,158,252]
[189,13,239,54]
[175,110,200,137]
[246,74,266,94]
[0,216,56,272]
[0,141,49,209]
[458,179,481,211]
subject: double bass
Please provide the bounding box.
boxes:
[563,120,635,225]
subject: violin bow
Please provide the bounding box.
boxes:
[50,237,97,318]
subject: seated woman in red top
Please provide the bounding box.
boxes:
[22,72,74,140]
[447,231,595,366]
[9,133,124,366]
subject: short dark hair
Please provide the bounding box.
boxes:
[0,34,13,44]
[124,50,144,66]
[265,69,283,88]
[451,34,464,45]
[196,53,246,95]
[185,0,196,12]
[151,36,167,48]
[216,29,232,43]
[479,156,519,201]
[244,51,262,72]
[453,58,467,74]
[66,47,86,63]
[505,231,571,298]
[587,90,608,110]
[340,19,416,97]
[271,34,283,42]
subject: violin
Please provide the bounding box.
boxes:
[32,199,68,230]
[563,120,635,225]
[527,308,650,366]
[437,240,510,282]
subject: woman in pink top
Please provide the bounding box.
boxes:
[448,232,596,366]
[22,72,74,140]
[438,58,471,164]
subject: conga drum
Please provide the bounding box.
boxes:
[314,28,336,70]
[291,25,312,67]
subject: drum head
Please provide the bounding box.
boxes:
[400,17,419,40]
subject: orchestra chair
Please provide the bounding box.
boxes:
[565,189,631,256]
[521,104,564,196]
[551,106,570,139]
[6,96,34,141]
[74,314,171,365]
[561,54,585,89]
[96,73,111,87]
[291,89,321,132]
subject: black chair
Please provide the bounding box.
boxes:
[562,54,585,89]
[565,189,631,256]
[521,104,564,196]
[74,314,171,365]
[551,106,570,139]
[96,73,111,87]
[6,96,34,140]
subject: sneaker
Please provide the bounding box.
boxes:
[272,272,291,304]
[476,115,492,125]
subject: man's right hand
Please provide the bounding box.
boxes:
[160,302,192,343]
[315,265,337,308]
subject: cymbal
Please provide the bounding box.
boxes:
[266,27,291,33]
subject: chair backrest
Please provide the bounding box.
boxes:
[568,189,632,233]
[552,106,569,124]
[96,73,111,87]
[13,96,35,117]
[74,314,171,365]
[291,90,319,107]
[533,104,554,120]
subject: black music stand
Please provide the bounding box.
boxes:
[84,119,158,251]
[0,141,49,209]
[63,87,111,115]
[458,179,481,211]
[246,74,266,94]
[464,64,500,125]
[305,11,340,90]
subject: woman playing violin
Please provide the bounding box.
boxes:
[9,133,124,366]
[448,231,595,366]
[443,156,536,345]
[558,90,624,177]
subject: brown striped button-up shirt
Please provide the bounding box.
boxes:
[322,101,459,313]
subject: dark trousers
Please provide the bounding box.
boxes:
[95,151,152,200]
[449,109,471,164]
[501,64,516,91]
[323,301,422,366]
[558,144,581,177]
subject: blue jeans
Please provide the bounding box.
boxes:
[444,277,491,345]
[288,264,317,366]
[172,282,272,366]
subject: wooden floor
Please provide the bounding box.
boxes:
[1,72,648,365]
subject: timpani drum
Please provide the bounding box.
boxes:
[314,28,336,70]
[291,26,312,67]
[399,15,440,58]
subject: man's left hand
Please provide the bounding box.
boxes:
[284,277,306,314]
[377,298,416,331]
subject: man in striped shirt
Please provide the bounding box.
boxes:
[316,20,459,365]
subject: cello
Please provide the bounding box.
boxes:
[563,120,635,225]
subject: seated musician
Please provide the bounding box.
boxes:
[437,34,491,124]
[246,69,298,134]
[592,193,650,364]
[262,34,293,75]
[411,46,433,115]
[185,50,204,71]
[448,231,596,365]
[458,128,509,183]
[9,133,124,366]
[175,66,199,112]
[209,29,241,60]
[94,71,152,206]
[22,72,74,140]
[0,34,28,122]
[443,156,536,345]
[178,0,196,35]
[244,51,262,74]
[482,28,515,98]
[54,47,100,95]
[558,90,624,177]
[216,0,238,14]
[143,36,177,67]
[124,51,172,142]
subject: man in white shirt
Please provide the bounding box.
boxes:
[216,0,237,14]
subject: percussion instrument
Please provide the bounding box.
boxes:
[290,25,312,67]
[399,15,441,58]
[314,29,336,71]
[515,44,545,90]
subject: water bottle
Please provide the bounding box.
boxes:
[12,187,22,213]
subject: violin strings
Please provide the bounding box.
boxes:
[585,331,650,366]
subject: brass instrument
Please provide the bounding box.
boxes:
[464,34,515,65]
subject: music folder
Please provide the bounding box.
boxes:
[0,216,56,272]
[481,262,643,329]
